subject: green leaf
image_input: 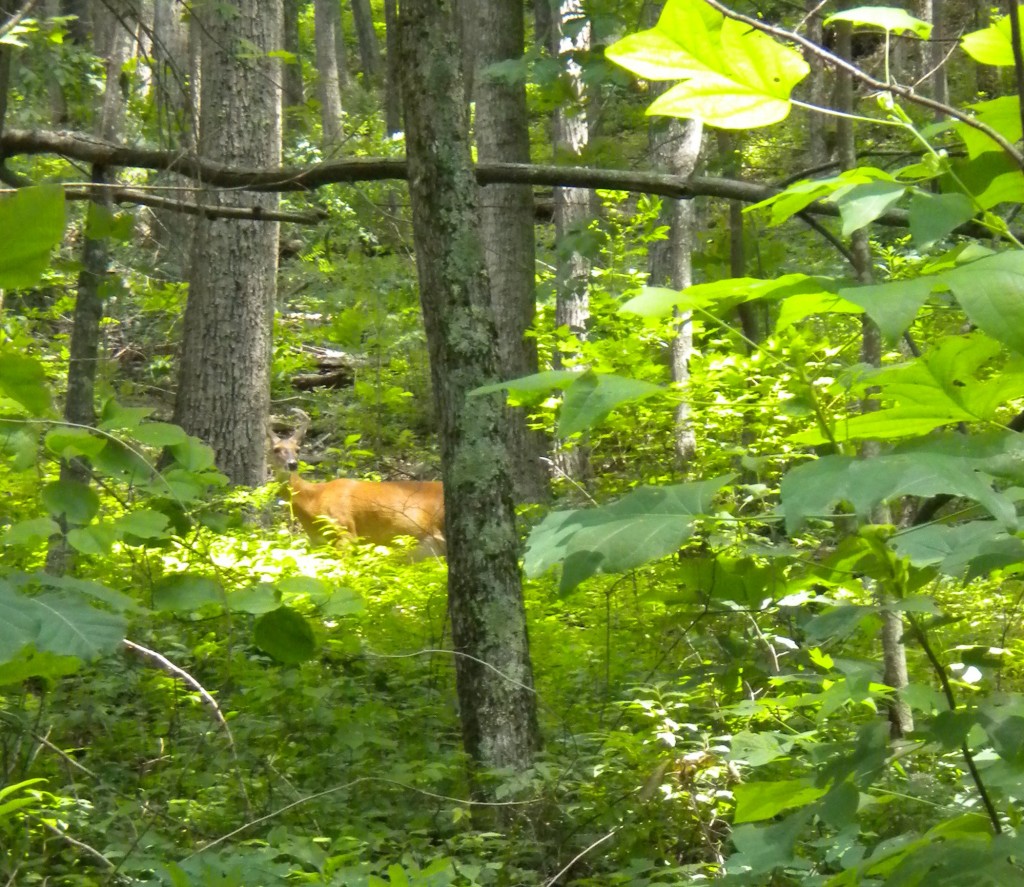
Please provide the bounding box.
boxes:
[1,517,60,548]
[908,191,975,249]
[41,479,100,526]
[793,333,1024,444]
[115,509,170,540]
[254,606,316,664]
[781,449,1017,534]
[0,646,82,685]
[944,251,1024,355]
[955,96,1022,159]
[804,604,877,642]
[229,582,281,614]
[0,185,66,288]
[67,523,119,555]
[44,427,107,460]
[776,291,862,331]
[618,284,714,317]
[471,369,582,397]
[734,778,828,823]
[729,730,790,766]
[559,372,662,436]
[832,181,906,236]
[98,401,154,431]
[0,586,42,660]
[0,352,54,416]
[979,702,1024,765]
[824,7,932,37]
[961,13,1021,66]
[606,0,809,129]
[131,422,189,447]
[152,574,224,612]
[31,592,126,660]
[839,277,935,341]
[0,419,38,470]
[525,476,731,593]
[951,151,1024,209]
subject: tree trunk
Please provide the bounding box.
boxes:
[383,0,401,136]
[474,0,548,503]
[549,0,592,482]
[173,0,282,486]
[282,0,305,110]
[398,0,540,796]
[150,0,194,276]
[315,0,345,148]
[350,0,381,82]
[647,65,702,466]
[836,19,914,740]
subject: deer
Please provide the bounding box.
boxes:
[267,409,446,558]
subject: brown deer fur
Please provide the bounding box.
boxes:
[268,410,445,557]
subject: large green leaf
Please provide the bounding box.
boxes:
[0,185,66,288]
[781,449,1017,533]
[254,606,316,664]
[606,0,809,128]
[41,479,100,526]
[908,191,975,249]
[559,372,663,436]
[955,96,1022,159]
[525,476,731,593]
[751,168,894,227]
[792,333,1024,443]
[152,574,224,612]
[1,517,60,548]
[951,152,1024,209]
[31,592,126,660]
[824,6,932,37]
[0,352,53,417]
[734,778,827,823]
[961,13,1022,66]
[831,181,906,236]
[943,251,1024,355]
[44,427,107,460]
[839,276,935,341]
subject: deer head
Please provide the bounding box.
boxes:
[268,408,310,475]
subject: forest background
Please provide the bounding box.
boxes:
[3,0,1024,883]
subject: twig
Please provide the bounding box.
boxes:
[543,827,619,887]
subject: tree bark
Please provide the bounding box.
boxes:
[350,0,381,81]
[173,0,282,486]
[549,0,592,482]
[398,0,540,794]
[836,19,914,740]
[315,0,345,148]
[282,0,305,110]
[383,0,401,136]
[647,62,702,466]
[474,0,548,503]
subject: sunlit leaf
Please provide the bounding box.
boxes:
[0,185,66,288]
[254,606,316,664]
[41,479,100,526]
[734,778,827,823]
[0,352,54,417]
[825,7,932,37]
[559,372,663,436]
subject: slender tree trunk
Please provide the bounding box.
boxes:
[804,0,830,166]
[282,0,305,110]
[647,47,702,466]
[474,0,548,503]
[383,0,401,136]
[836,20,914,739]
[174,0,282,485]
[398,0,540,800]
[350,0,382,82]
[550,0,592,482]
[46,4,132,574]
[315,0,345,148]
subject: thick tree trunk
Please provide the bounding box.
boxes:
[282,0,305,110]
[836,20,914,739]
[398,0,540,794]
[350,0,382,81]
[315,0,345,148]
[474,0,548,503]
[173,0,282,486]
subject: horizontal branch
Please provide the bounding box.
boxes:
[0,127,1001,239]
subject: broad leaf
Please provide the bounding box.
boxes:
[131,422,189,447]
[951,151,1024,209]
[152,574,223,612]
[2,517,60,548]
[525,476,731,593]
[831,181,906,236]
[619,284,715,317]
[955,96,1022,159]
[67,523,119,555]
[0,185,66,288]
[31,592,126,660]
[44,427,107,460]
[254,606,316,664]
[606,0,809,128]
[115,509,171,541]
[230,583,282,614]
[824,7,932,37]
[0,352,53,416]
[781,450,1017,533]
[776,291,862,331]
[41,479,100,526]
[559,372,663,436]
[734,778,827,823]
[907,191,975,249]
[961,13,1023,66]
[839,277,935,341]
[943,251,1024,355]
[0,646,82,685]
[472,369,582,397]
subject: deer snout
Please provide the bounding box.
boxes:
[286,459,298,471]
